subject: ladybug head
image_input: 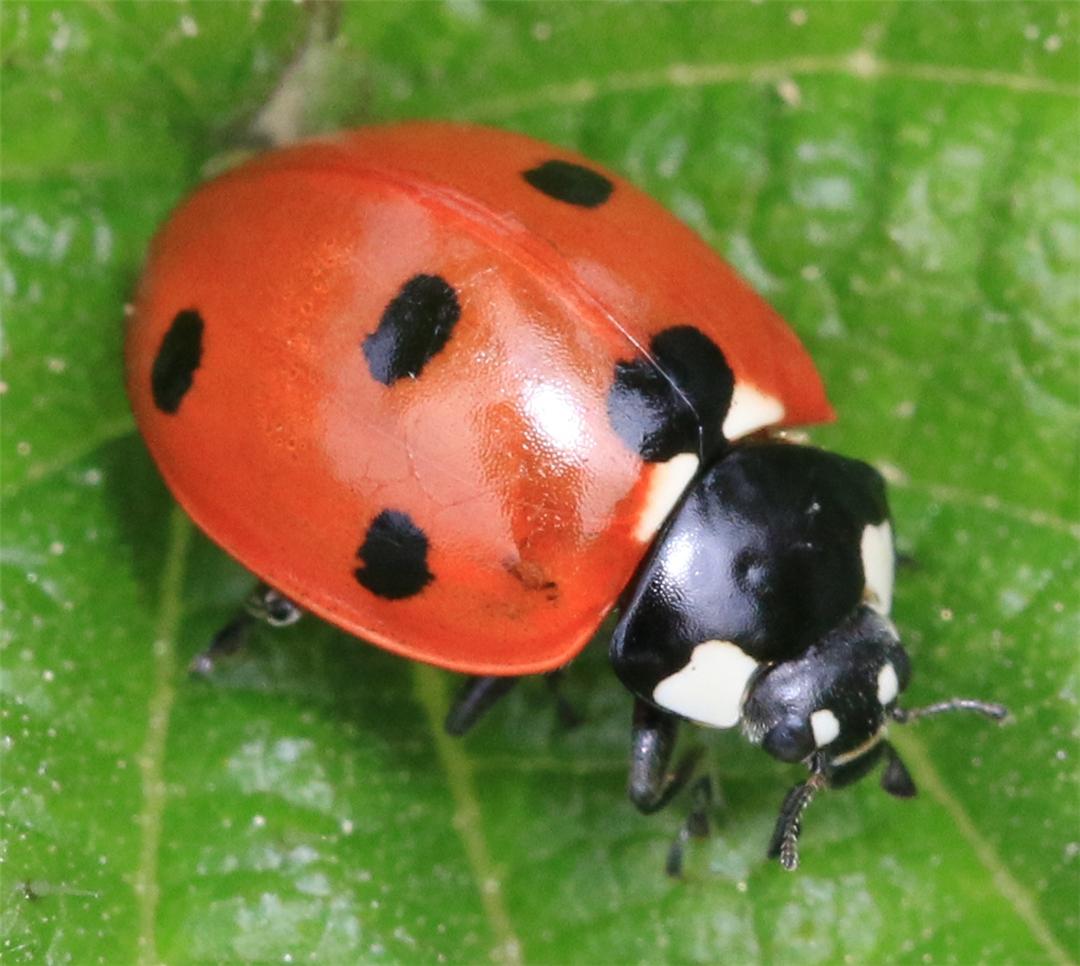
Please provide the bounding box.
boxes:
[741,606,910,774]
[741,606,1008,870]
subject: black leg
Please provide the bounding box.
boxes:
[628,700,714,875]
[190,612,253,674]
[191,583,302,674]
[880,742,917,798]
[544,669,584,730]
[628,699,701,814]
[665,775,714,878]
[445,676,519,736]
[243,583,303,627]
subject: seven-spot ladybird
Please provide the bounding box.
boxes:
[125,122,1006,870]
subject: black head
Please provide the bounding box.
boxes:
[746,605,1008,870]
[742,606,910,773]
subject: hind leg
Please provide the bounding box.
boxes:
[444,676,520,736]
[190,583,302,674]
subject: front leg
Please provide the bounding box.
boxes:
[629,699,710,877]
[628,699,700,813]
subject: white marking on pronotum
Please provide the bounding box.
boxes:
[810,708,841,747]
[633,452,699,541]
[877,662,900,705]
[722,383,786,440]
[652,640,759,729]
[860,520,894,614]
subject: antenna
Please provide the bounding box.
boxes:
[891,698,1009,724]
[767,761,827,871]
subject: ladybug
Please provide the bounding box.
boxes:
[126,122,1006,870]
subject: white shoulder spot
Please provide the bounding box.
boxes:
[652,640,759,729]
[877,662,900,705]
[722,383,786,440]
[860,520,894,615]
[633,452,699,541]
[810,708,841,747]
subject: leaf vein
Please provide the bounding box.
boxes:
[1,413,136,502]
[454,54,1080,121]
[892,729,1076,965]
[134,506,193,966]
[886,475,1080,538]
[411,665,524,965]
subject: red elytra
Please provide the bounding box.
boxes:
[126,122,832,676]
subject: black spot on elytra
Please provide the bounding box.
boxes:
[151,309,204,414]
[607,326,734,462]
[354,509,434,600]
[363,274,460,385]
[522,159,614,208]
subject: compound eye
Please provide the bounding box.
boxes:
[762,716,816,763]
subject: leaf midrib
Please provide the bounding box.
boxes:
[892,728,1076,965]
[133,505,192,966]
[411,664,524,966]
[451,52,1080,123]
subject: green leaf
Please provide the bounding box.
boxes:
[3,2,1077,963]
